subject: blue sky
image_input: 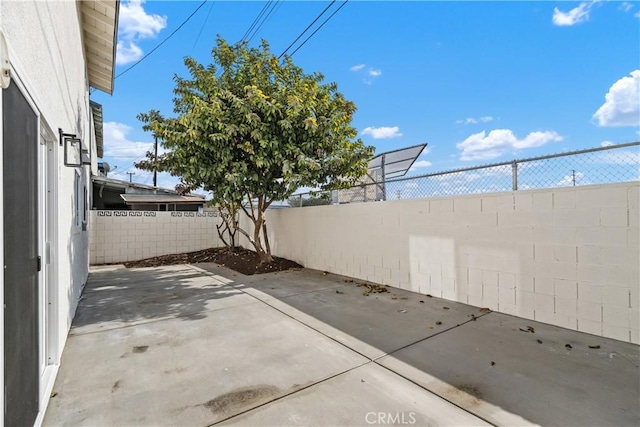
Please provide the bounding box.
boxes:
[92,0,640,190]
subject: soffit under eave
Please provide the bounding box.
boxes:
[80,0,119,95]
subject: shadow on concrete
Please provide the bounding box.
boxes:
[193,263,640,427]
[72,263,640,426]
[71,265,254,335]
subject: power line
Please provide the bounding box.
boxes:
[193,1,216,48]
[288,0,349,58]
[247,1,282,44]
[279,1,336,59]
[115,152,149,175]
[238,1,272,42]
[115,0,208,80]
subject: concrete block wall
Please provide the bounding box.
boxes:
[256,182,639,343]
[90,211,223,264]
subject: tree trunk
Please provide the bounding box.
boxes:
[252,212,273,264]
[262,220,271,256]
[216,207,239,252]
[237,197,273,264]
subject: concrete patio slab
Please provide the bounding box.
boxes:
[72,265,256,335]
[196,265,483,359]
[45,263,640,427]
[219,363,489,426]
[45,301,368,426]
[195,263,348,299]
[377,311,640,426]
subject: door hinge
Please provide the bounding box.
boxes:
[37,255,42,272]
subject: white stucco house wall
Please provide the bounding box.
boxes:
[0,1,119,425]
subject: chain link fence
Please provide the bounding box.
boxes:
[286,142,639,207]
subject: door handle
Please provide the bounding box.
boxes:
[37,256,42,272]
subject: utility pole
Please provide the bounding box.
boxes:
[153,135,158,187]
[127,172,135,183]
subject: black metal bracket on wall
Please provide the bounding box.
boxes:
[58,128,76,146]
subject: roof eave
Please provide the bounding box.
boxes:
[80,0,120,95]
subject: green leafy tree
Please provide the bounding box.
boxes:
[137,37,373,263]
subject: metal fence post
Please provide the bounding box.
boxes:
[512,161,518,191]
[381,154,387,201]
[299,194,303,207]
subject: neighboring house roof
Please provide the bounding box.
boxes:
[92,176,178,194]
[90,101,104,157]
[120,194,206,205]
[80,0,119,94]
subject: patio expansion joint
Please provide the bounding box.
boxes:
[371,359,498,427]
[206,360,373,426]
[366,313,498,427]
[187,265,374,361]
[205,315,497,427]
[372,311,494,362]
[187,264,497,427]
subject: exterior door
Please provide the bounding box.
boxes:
[3,81,40,425]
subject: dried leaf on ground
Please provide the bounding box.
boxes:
[356,282,389,295]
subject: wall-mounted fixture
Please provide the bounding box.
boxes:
[59,128,84,167]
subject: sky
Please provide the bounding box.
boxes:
[92,0,640,192]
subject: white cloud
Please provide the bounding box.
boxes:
[116,41,143,65]
[635,11,640,18]
[594,149,640,165]
[116,0,167,66]
[552,1,597,26]
[119,0,167,39]
[592,70,640,127]
[457,129,563,161]
[619,2,634,12]
[600,141,614,147]
[557,171,587,187]
[361,126,402,139]
[110,168,152,183]
[409,160,432,171]
[456,116,493,125]
[103,121,153,160]
[350,63,382,84]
